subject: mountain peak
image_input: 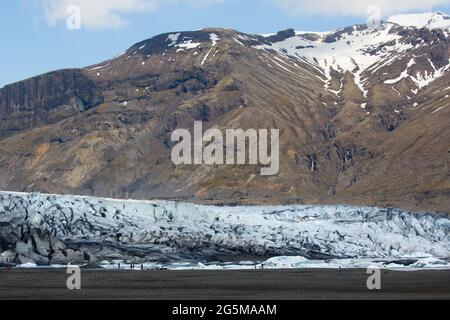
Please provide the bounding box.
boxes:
[0,13,449,214]
[387,12,450,30]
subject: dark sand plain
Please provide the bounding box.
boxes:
[0,268,449,300]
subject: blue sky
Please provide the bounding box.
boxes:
[1,0,449,87]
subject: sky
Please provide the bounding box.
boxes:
[1,0,449,88]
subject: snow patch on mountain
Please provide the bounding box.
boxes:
[175,39,201,52]
[388,12,450,30]
[385,57,450,89]
[252,13,450,97]
[167,33,181,46]
[200,33,221,66]
[255,23,414,97]
[384,58,416,84]
[210,33,220,46]
[411,59,450,89]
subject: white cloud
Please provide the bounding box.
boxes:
[41,0,224,30]
[38,0,450,30]
[272,0,450,17]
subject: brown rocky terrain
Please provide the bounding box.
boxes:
[0,14,449,213]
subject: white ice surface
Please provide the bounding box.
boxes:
[1,191,449,270]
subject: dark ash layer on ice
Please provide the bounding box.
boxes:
[0,192,449,267]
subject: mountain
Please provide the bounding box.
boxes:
[0,13,449,213]
[1,191,449,266]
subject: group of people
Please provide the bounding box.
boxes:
[117,263,145,271]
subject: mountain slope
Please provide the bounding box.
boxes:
[0,13,449,213]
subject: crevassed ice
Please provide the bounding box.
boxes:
[1,191,449,267]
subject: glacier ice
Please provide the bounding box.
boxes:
[0,191,449,268]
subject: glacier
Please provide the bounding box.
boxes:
[0,191,449,269]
